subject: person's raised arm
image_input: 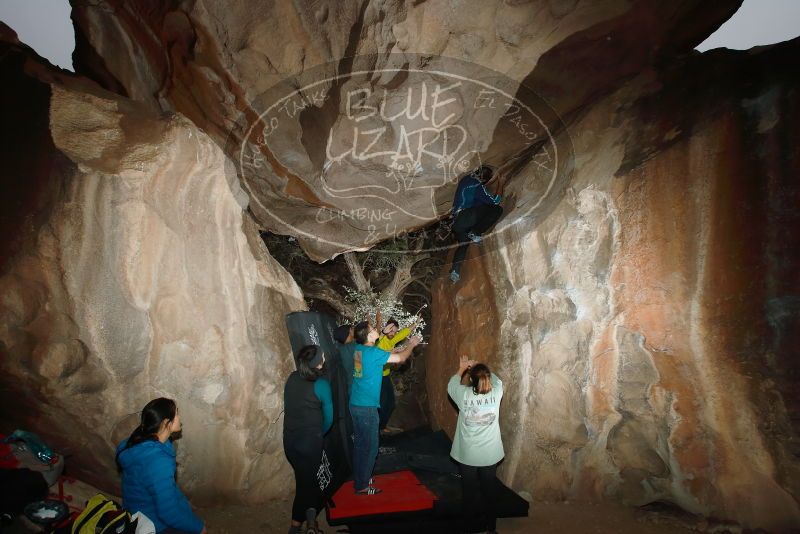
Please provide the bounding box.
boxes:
[476,180,501,205]
[392,323,413,345]
[448,355,475,399]
[393,316,422,349]
[457,355,476,385]
[386,336,421,364]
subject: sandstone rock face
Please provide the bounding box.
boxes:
[428,41,800,531]
[427,249,500,439]
[0,44,305,502]
[69,0,740,260]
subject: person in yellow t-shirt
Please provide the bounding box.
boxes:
[376,316,420,432]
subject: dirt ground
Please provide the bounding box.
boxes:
[7,479,730,534]
[200,498,705,533]
[4,399,724,534]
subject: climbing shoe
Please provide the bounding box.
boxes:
[304,508,323,534]
[354,485,382,495]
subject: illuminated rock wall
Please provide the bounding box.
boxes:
[427,40,800,531]
[0,36,305,502]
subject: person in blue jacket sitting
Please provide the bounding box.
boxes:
[283,345,333,534]
[449,165,503,283]
[116,398,206,534]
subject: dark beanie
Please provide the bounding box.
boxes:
[334,324,352,344]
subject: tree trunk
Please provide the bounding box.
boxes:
[305,247,431,319]
[343,252,371,293]
[380,253,429,301]
[305,277,355,317]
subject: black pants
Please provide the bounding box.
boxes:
[451,204,503,275]
[284,433,324,523]
[378,374,395,430]
[458,462,499,533]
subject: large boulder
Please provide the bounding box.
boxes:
[0,33,305,502]
[427,38,800,531]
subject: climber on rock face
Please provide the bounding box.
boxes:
[449,165,503,283]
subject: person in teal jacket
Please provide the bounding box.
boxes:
[116,398,205,534]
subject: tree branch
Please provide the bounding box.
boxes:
[395,272,431,297]
[343,252,371,293]
[404,291,430,304]
[305,277,354,318]
[381,252,431,301]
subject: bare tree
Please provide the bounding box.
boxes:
[261,229,443,322]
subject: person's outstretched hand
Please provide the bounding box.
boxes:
[409,335,422,347]
[458,355,476,374]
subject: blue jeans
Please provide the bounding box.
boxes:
[350,405,379,491]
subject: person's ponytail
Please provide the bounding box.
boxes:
[469,364,493,395]
[116,398,177,471]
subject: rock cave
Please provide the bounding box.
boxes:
[0,0,798,532]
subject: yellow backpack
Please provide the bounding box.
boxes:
[71,493,134,534]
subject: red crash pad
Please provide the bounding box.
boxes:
[327,470,438,520]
